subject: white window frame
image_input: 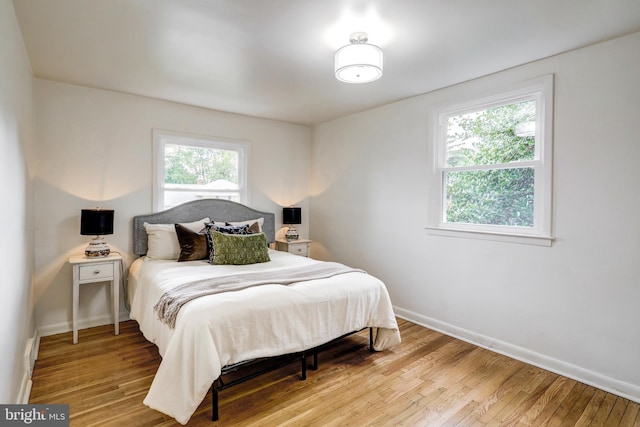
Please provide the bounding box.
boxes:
[152,129,249,212]
[426,75,554,246]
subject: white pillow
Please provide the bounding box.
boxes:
[226,217,264,232]
[144,218,210,260]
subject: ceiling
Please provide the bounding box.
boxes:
[13,0,640,126]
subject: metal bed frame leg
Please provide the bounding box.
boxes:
[370,327,374,352]
[211,379,220,421]
[301,352,307,380]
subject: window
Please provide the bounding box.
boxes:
[427,75,553,246]
[153,129,248,211]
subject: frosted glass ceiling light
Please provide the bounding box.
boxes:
[335,32,383,84]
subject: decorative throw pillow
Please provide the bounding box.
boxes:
[226,217,264,232]
[144,218,210,260]
[226,221,260,234]
[210,231,270,265]
[174,224,208,262]
[205,223,251,234]
[204,223,252,263]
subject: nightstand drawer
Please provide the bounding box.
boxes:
[78,263,114,281]
[288,244,309,256]
[275,239,311,257]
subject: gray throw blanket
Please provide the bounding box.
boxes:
[154,262,366,328]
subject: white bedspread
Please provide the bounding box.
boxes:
[128,249,401,425]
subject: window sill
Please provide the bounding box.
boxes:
[425,226,554,247]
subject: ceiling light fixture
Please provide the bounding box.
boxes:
[335,32,383,84]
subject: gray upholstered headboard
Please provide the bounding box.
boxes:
[132,199,276,256]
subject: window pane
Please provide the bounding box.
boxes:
[154,130,247,212]
[446,100,536,167]
[445,167,534,227]
[165,144,239,186]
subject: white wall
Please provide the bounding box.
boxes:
[34,80,311,335]
[311,32,640,401]
[0,0,36,403]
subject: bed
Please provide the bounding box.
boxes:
[128,199,401,424]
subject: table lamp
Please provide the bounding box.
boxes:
[81,208,114,257]
[282,207,301,241]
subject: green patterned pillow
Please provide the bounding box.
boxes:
[210,231,270,265]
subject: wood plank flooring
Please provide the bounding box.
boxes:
[30,319,640,426]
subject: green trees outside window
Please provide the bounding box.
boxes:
[444,100,536,227]
[165,144,238,186]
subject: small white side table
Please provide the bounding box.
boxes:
[69,252,122,344]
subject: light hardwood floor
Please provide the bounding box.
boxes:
[30,319,639,426]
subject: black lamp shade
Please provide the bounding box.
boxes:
[81,209,114,235]
[282,207,301,225]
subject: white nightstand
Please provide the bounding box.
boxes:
[69,252,122,344]
[275,239,312,257]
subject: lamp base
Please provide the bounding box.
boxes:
[285,226,299,242]
[85,236,111,257]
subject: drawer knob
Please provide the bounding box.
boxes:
[93,270,101,275]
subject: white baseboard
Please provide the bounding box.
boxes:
[38,310,131,337]
[394,306,640,404]
[17,376,32,405]
[17,329,40,404]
